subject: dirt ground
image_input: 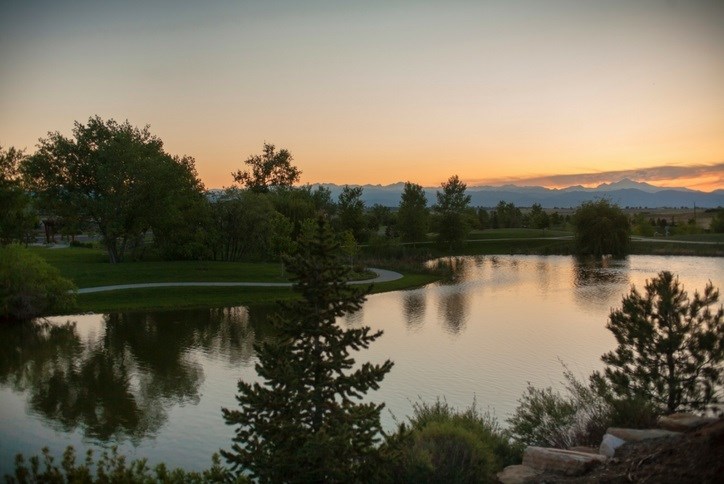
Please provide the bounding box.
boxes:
[539,419,724,483]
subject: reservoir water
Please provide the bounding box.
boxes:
[0,255,721,474]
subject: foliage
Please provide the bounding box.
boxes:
[6,446,241,483]
[22,116,205,263]
[710,208,724,233]
[336,185,367,242]
[493,201,523,229]
[149,156,211,260]
[592,271,723,413]
[434,175,471,249]
[382,399,519,483]
[207,189,277,261]
[397,182,429,243]
[232,142,300,193]
[221,216,393,482]
[527,203,550,229]
[0,245,76,321]
[572,199,631,257]
[508,366,624,449]
[0,146,36,245]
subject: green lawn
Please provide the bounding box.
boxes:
[466,228,572,239]
[32,246,438,314]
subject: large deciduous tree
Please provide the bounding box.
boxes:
[222,216,393,482]
[593,271,723,413]
[337,185,366,242]
[435,175,471,249]
[233,143,300,193]
[397,182,429,244]
[22,116,205,263]
[0,146,36,245]
[572,199,630,257]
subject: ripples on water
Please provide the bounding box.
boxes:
[0,255,721,473]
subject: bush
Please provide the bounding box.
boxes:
[0,245,76,321]
[6,446,243,483]
[381,399,521,482]
[508,367,659,449]
[572,199,630,257]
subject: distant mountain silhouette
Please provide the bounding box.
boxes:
[309,180,723,208]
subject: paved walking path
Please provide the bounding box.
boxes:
[76,268,404,294]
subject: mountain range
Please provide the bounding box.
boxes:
[311,178,723,208]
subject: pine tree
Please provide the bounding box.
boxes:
[222,216,393,483]
[594,271,723,413]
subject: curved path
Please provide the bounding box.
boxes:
[76,268,403,294]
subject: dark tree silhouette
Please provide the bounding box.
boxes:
[572,199,630,257]
[593,271,723,413]
[222,216,393,482]
[435,175,471,249]
[232,142,300,193]
[397,182,429,244]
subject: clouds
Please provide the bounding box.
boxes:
[471,163,724,191]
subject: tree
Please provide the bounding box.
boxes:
[572,199,630,257]
[222,216,393,482]
[0,146,36,245]
[22,116,205,263]
[434,175,471,249]
[337,185,366,242]
[232,143,300,193]
[397,182,429,244]
[527,203,550,229]
[593,271,723,413]
[493,201,523,229]
[0,244,76,321]
[207,189,277,261]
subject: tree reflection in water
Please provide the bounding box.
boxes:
[572,256,631,312]
[402,291,426,331]
[0,305,269,442]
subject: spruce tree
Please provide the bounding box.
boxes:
[594,271,723,413]
[222,216,393,483]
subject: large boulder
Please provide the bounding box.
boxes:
[522,446,607,476]
[658,413,718,432]
[607,427,680,442]
[496,464,542,484]
[599,433,626,457]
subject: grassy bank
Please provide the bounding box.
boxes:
[33,229,722,314]
[32,247,437,314]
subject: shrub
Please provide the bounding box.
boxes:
[381,399,521,482]
[6,446,242,483]
[0,245,76,321]
[508,367,659,449]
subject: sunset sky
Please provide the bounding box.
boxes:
[1,0,723,191]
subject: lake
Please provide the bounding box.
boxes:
[1,255,721,474]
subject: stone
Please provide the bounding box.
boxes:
[607,427,680,442]
[496,465,542,484]
[522,446,608,476]
[599,433,626,457]
[568,446,599,454]
[658,413,718,432]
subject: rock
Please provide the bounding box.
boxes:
[568,446,599,454]
[496,464,542,484]
[522,446,608,476]
[607,427,680,442]
[599,433,626,457]
[658,413,718,432]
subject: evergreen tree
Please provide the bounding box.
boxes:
[593,271,723,413]
[222,216,393,483]
[397,182,429,244]
[435,175,471,249]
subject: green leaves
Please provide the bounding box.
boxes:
[599,271,724,413]
[222,216,393,482]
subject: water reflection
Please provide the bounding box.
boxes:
[572,257,631,312]
[402,291,426,331]
[0,306,266,442]
[438,289,469,335]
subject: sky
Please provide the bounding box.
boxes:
[1,0,723,191]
